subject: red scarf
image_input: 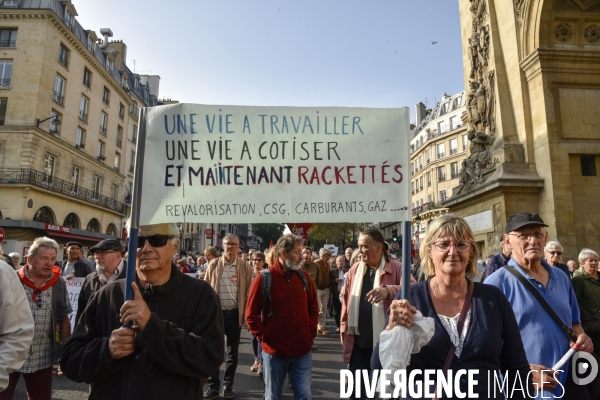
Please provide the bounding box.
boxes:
[17,266,61,302]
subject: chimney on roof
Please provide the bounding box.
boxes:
[415,102,427,125]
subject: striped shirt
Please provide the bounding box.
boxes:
[219,258,238,310]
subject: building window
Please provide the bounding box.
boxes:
[48,110,60,135]
[450,139,458,155]
[64,11,73,29]
[129,150,135,173]
[53,75,65,105]
[63,212,79,229]
[0,99,7,126]
[0,60,12,88]
[97,141,105,160]
[437,143,445,159]
[438,166,446,182]
[116,125,123,148]
[44,153,55,184]
[111,183,118,200]
[92,177,101,201]
[99,112,107,135]
[462,134,468,151]
[428,194,432,203]
[79,95,88,122]
[439,190,447,202]
[118,103,125,120]
[114,152,120,171]
[438,121,447,135]
[83,68,91,88]
[419,176,423,190]
[581,156,597,177]
[0,29,17,47]
[71,166,80,193]
[102,87,110,105]
[450,115,462,131]
[451,162,459,179]
[58,44,69,68]
[105,57,112,72]
[427,171,431,187]
[87,35,95,52]
[130,102,139,118]
[76,127,85,148]
[132,124,138,143]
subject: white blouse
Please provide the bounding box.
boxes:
[437,309,471,358]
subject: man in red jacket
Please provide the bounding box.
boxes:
[246,234,318,400]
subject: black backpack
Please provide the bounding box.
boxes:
[260,268,310,323]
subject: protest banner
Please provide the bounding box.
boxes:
[136,104,410,225]
[64,277,85,332]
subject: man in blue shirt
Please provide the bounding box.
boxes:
[486,211,593,399]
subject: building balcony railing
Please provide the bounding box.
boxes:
[451,172,459,180]
[99,125,106,136]
[0,79,10,88]
[130,105,139,118]
[438,175,446,182]
[0,40,16,47]
[438,152,445,159]
[58,54,68,68]
[97,155,106,162]
[79,110,87,123]
[53,91,64,105]
[116,138,122,148]
[0,168,126,213]
[412,201,443,216]
[75,143,85,150]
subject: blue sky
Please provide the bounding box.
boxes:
[74,0,465,123]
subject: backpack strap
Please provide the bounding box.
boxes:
[260,269,273,322]
[296,270,310,294]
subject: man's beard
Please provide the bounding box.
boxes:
[285,258,301,271]
[96,264,105,273]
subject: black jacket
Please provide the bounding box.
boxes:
[61,259,93,278]
[75,261,127,324]
[61,266,225,400]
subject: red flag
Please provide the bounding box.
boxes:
[286,223,314,240]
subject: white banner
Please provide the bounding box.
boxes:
[64,277,85,332]
[138,104,410,224]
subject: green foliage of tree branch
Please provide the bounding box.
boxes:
[252,223,286,247]
[308,223,372,249]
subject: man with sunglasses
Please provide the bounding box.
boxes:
[485,212,593,399]
[204,234,252,400]
[544,240,571,279]
[75,239,126,324]
[2,237,71,400]
[61,223,224,400]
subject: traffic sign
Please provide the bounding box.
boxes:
[390,241,400,251]
[0,227,5,241]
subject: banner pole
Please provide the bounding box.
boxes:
[124,107,147,303]
[401,220,411,301]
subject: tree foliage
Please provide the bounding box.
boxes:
[252,223,286,247]
[308,223,372,250]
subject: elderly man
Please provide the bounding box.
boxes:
[544,240,571,278]
[246,234,318,400]
[340,229,415,400]
[75,239,127,324]
[315,248,332,334]
[481,239,512,282]
[301,246,321,293]
[0,259,34,392]
[60,223,224,399]
[330,255,346,333]
[1,237,71,400]
[567,259,578,278]
[60,241,93,280]
[204,234,252,400]
[485,212,593,399]
[344,247,354,271]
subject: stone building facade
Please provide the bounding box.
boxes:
[0,0,158,258]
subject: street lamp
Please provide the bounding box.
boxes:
[37,115,61,128]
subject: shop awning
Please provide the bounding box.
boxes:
[45,231,103,243]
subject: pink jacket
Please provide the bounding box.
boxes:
[340,258,416,364]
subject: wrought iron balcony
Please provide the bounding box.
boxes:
[130,105,139,118]
[0,79,10,88]
[0,168,125,214]
[53,91,64,105]
[99,125,106,136]
[116,138,122,148]
[79,110,87,123]
[0,40,15,47]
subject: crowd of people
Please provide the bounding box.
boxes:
[0,211,599,399]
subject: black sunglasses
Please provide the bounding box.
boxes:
[131,235,175,248]
[35,289,42,308]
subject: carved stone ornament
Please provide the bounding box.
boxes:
[452,1,498,199]
[555,24,574,42]
[513,0,525,23]
[584,24,600,43]
[487,203,504,255]
[555,0,600,11]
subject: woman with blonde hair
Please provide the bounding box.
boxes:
[373,214,532,398]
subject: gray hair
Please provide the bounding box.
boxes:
[27,237,59,258]
[319,248,331,257]
[579,248,599,264]
[273,234,303,260]
[222,234,238,243]
[125,219,180,240]
[544,240,563,253]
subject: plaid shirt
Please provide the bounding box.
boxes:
[19,271,72,373]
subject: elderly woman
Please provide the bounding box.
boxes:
[374,214,531,399]
[544,240,571,278]
[572,248,600,357]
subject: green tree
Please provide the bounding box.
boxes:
[308,223,371,250]
[252,223,286,248]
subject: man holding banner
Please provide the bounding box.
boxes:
[60,223,225,400]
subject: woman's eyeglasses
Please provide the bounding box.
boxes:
[129,235,175,248]
[431,240,473,253]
